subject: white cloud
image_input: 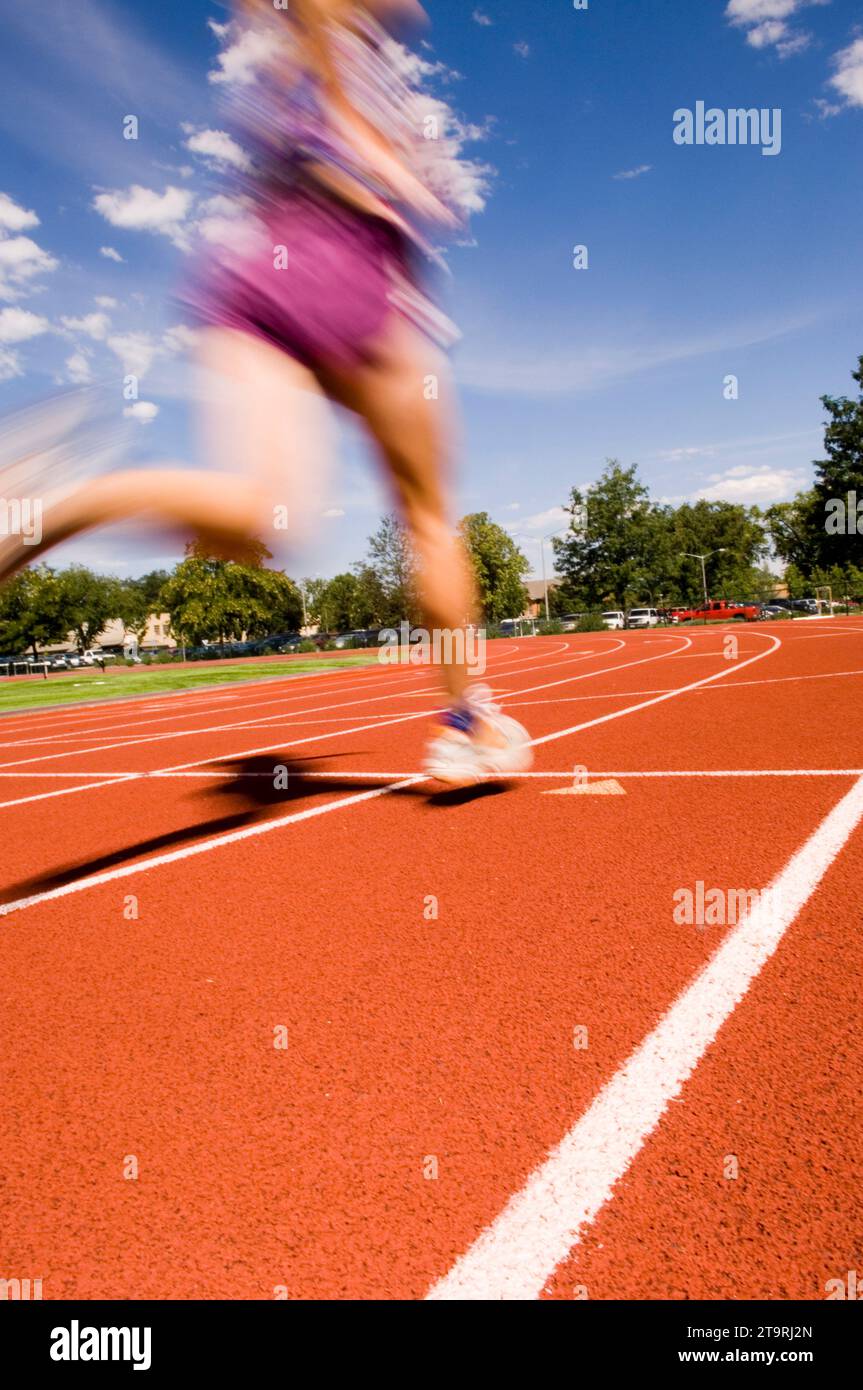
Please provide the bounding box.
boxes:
[60,311,111,341]
[458,311,814,398]
[107,332,158,378]
[747,19,789,48]
[657,446,718,463]
[613,164,653,180]
[508,507,571,535]
[65,351,93,384]
[0,192,40,234]
[0,347,22,380]
[123,401,159,424]
[0,234,59,301]
[829,37,863,109]
[0,306,51,343]
[99,246,125,263]
[472,9,494,24]
[406,98,495,217]
[193,193,261,253]
[93,185,194,248]
[0,196,57,301]
[162,323,201,356]
[322,507,345,518]
[775,31,812,58]
[95,296,118,309]
[208,22,277,86]
[514,41,531,59]
[724,0,825,59]
[694,465,808,503]
[182,125,251,172]
[502,502,521,511]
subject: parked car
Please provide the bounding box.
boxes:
[677,600,760,623]
[601,610,626,630]
[627,607,660,629]
[791,598,818,614]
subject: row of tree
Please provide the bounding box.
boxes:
[550,354,863,612]
[0,546,305,659]
[2,354,861,656]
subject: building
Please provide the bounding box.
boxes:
[41,612,175,659]
[522,578,563,619]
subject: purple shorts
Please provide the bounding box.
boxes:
[181,188,414,373]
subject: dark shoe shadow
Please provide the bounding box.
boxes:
[424,782,512,808]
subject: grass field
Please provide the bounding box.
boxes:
[0,653,381,714]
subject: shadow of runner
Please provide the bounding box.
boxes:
[0,755,423,904]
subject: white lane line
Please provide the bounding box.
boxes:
[503,666,863,705]
[525,632,780,750]
[0,638,690,800]
[0,774,139,810]
[0,642,580,744]
[428,772,863,1301]
[793,628,863,638]
[2,768,862,781]
[0,776,427,919]
[0,644,598,765]
[0,641,693,813]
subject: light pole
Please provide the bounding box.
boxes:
[512,529,569,622]
[540,528,571,621]
[680,549,727,606]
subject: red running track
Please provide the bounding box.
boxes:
[0,623,861,1299]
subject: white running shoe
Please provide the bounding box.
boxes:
[423,684,534,788]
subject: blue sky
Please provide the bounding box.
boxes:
[0,0,861,579]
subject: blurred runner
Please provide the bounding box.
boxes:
[0,0,532,787]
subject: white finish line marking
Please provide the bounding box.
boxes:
[427,774,863,1300]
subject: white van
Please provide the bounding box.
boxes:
[602,610,625,630]
[627,608,660,629]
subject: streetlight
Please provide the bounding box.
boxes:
[512,528,570,622]
[680,549,727,607]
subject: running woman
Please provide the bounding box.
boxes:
[0,0,532,787]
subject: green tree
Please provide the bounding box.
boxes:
[316,573,362,631]
[670,500,768,601]
[763,492,823,576]
[553,461,672,609]
[161,541,302,646]
[0,565,67,658]
[120,569,172,643]
[349,564,390,627]
[300,577,329,631]
[53,566,127,653]
[459,512,529,623]
[359,514,419,625]
[765,356,863,577]
[814,354,863,568]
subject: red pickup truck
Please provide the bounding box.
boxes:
[675,599,761,623]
